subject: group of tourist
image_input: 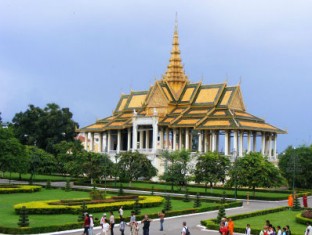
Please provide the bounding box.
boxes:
[258,220,294,235]
[82,206,165,235]
[219,217,235,235]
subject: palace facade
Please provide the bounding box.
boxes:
[78,25,286,172]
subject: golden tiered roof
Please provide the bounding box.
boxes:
[79,25,286,135]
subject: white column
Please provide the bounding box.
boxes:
[103,132,107,152]
[166,128,169,149]
[179,128,182,150]
[172,129,177,151]
[247,131,252,153]
[127,128,131,151]
[268,133,273,159]
[117,130,121,153]
[84,132,88,150]
[198,131,202,152]
[90,132,94,151]
[152,120,158,153]
[139,130,144,149]
[233,130,238,152]
[185,128,189,150]
[204,130,208,152]
[159,127,164,149]
[239,131,243,156]
[273,134,277,159]
[224,131,229,156]
[261,132,266,155]
[132,124,137,151]
[145,130,150,149]
[107,131,111,152]
[253,132,257,152]
[211,131,216,152]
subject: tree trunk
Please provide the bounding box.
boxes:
[205,183,207,193]
[253,186,256,197]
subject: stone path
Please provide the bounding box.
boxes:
[1,179,311,235]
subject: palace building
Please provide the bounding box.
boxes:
[78,24,286,172]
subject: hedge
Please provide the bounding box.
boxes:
[201,207,295,235]
[296,212,312,225]
[14,195,164,214]
[0,185,41,194]
[77,182,306,201]
[2,198,242,234]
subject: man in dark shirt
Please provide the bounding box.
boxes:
[141,214,151,235]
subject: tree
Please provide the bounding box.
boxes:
[278,145,312,189]
[0,127,26,176]
[160,150,192,191]
[117,151,157,183]
[227,152,284,196]
[12,103,79,153]
[0,112,2,125]
[18,206,29,227]
[78,201,87,222]
[193,193,201,208]
[194,152,230,192]
[216,205,226,224]
[132,199,141,215]
[163,195,172,211]
[53,140,84,174]
[25,146,56,182]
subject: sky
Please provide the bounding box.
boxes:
[1,0,312,152]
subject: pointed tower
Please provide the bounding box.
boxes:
[162,17,189,101]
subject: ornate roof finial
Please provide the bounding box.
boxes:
[162,14,188,82]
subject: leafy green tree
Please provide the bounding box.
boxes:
[193,193,201,208]
[227,152,284,196]
[78,201,87,222]
[117,151,157,184]
[163,194,172,211]
[278,146,312,189]
[64,152,113,183]
[0,127,26,176]
[194,152,230,192]
[12,103,78,153]
[132,199,141,215]
[53,140,84,174]
[25,146,56,182]
[160,150,192,191]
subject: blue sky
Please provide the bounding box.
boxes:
[1,0,311,152]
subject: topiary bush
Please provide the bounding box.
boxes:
[18,206,29,227]
[302,210,312,219]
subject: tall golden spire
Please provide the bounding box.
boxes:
[163,15,188,82]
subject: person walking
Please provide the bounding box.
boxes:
[89,214,94,235]
[119,218,126,235]
[141,215,151,235]
[305,222,312,235]
[83,213,90,235]
[228,218,234,235]
[100,213,106,229]
[276,226,282,235]
[130,211,136,223]
[245,224,251,235]
[102,219,110,235]
[110,211,115,235]
[119,206,124,219]
[158,210,165,231]
[181,221,190,235]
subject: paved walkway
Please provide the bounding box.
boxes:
[1,179,311,235]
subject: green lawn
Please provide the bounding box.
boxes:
[106,181,291,200]
[0,188,218,228]
[233,210,306,234]
[1,172,73,181]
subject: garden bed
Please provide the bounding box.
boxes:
[0,185,41,194]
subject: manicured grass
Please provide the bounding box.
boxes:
[1,172,73,181]
[105,181,291,200]
[0,188,218,228]
[233,210,306,234]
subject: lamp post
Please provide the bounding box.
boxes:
[232,148,238,200]
[292,147,296,199]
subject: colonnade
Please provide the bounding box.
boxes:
[83,127,278,160]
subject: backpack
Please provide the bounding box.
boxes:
[185,226,191,235]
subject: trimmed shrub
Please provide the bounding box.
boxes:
[0,185,41,194]
[18,206,29,227]
[216,205,226,224]
[163,195,172,212]
[193,193,201,208]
